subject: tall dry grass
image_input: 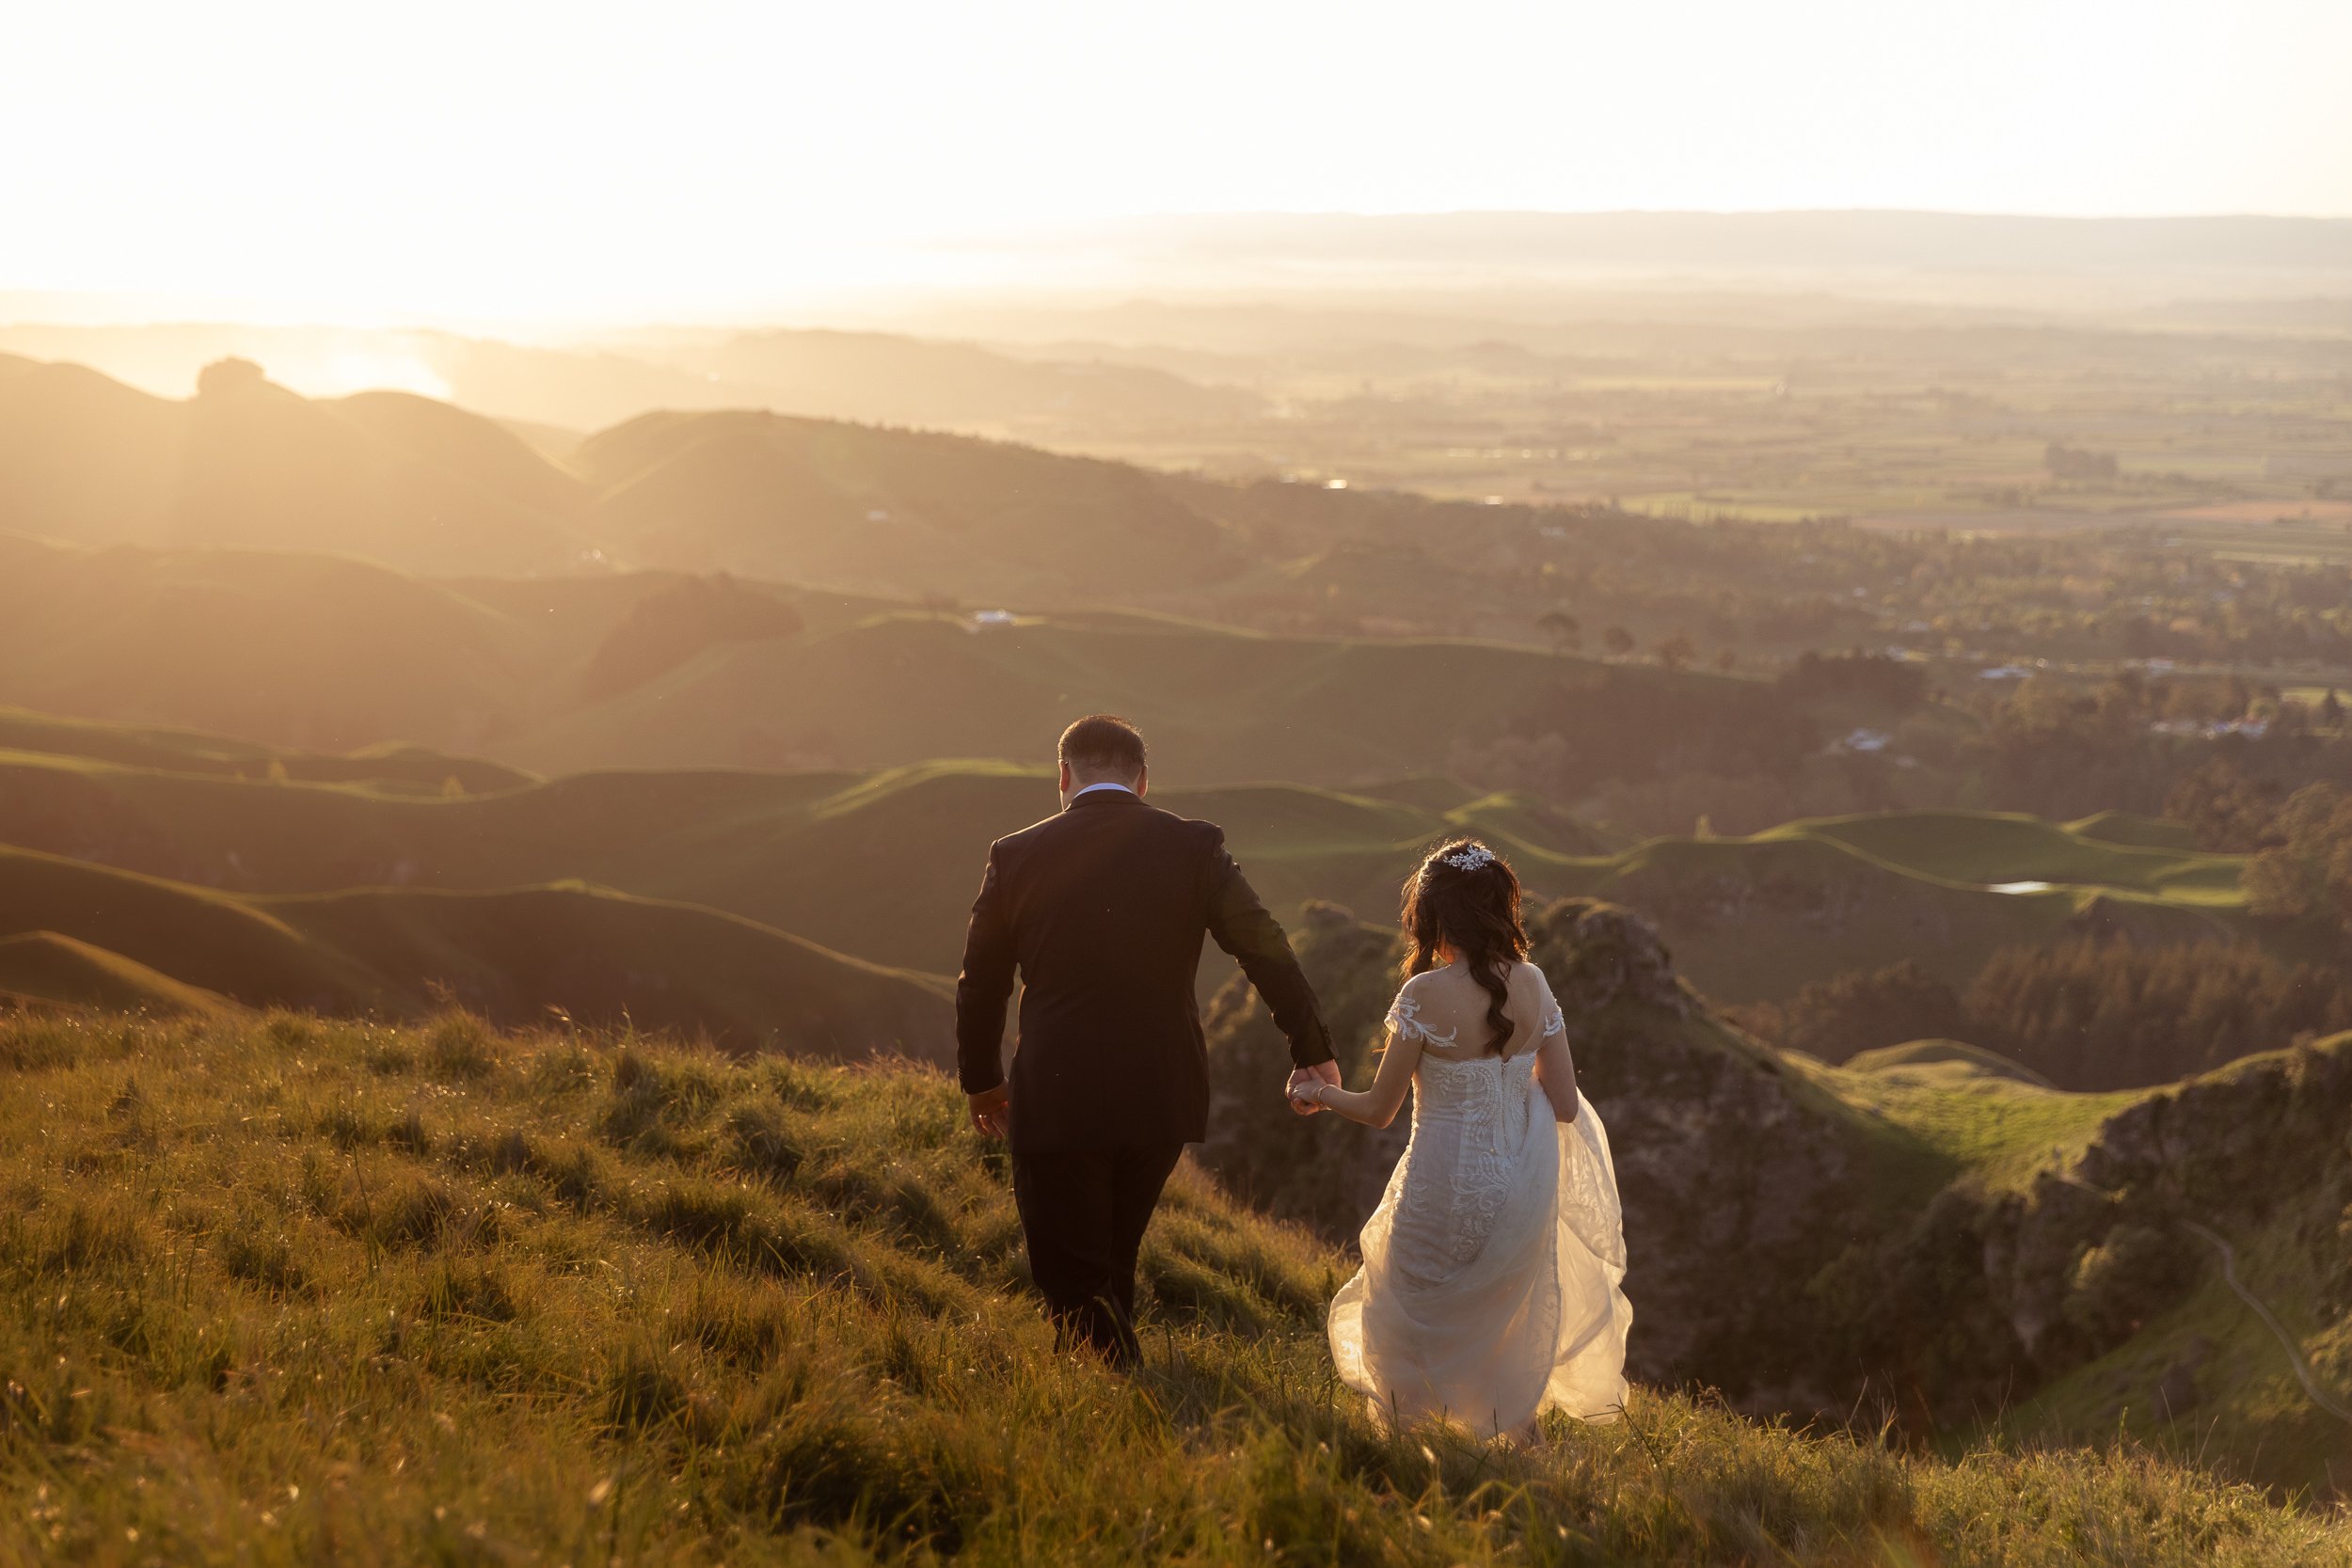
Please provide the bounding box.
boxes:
[0,1006,2340,1565]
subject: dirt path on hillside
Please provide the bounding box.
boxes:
[2178,1219,2352,1427]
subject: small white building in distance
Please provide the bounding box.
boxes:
[971,610,1017,629]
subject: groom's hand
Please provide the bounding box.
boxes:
[1285,1059,1341,1116]
[967,1084,1011,1138]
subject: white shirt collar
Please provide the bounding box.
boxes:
[1071,781,1136,800]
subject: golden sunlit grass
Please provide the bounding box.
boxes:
[0,1006,2344,1565]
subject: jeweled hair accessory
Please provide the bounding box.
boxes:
[1441,844,1498,872]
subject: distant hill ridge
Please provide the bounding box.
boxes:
[0,844,950,1061]
[0,736,1595,973]
[0,354,1262,594]
[0,531,1776,784]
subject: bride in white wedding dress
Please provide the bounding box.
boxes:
[1291,839,1629,1437]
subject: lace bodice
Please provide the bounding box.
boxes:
[1375,975,1565,1282]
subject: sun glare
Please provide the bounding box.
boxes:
[303,353,453,402]
[3,0,2347,325]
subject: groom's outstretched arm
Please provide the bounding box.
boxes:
[955,849,1017,1096]
[1204,835,1335,1069]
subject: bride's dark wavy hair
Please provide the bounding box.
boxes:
[1399,838,1527,1054]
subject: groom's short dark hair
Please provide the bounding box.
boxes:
[1059,714,1147,780]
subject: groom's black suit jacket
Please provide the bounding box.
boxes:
[956,787,1334,1153]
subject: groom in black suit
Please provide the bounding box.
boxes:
[956,714,1339,1362]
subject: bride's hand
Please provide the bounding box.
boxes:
[1286,1061,1341,1116]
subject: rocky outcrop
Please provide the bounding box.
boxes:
[1827,1034,2352,1432]
[1198,904,1408,1239]
[1524,899,1877,1410]
[1203,895,1883,1414]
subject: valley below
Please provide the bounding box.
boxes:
[1,296,2349,1560]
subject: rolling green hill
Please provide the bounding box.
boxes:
[0,846,950,1062]
[1786,809,2244,904]
[0,704,531,793]
[0,1005,2336,1565]
[0,727,2258,999]
[1551,812,2256,1002]
[0,741,1597,973]
[0,930,230,1017]
[1797,1041,2133,1191]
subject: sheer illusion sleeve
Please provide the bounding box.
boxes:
[1385,983,1459,1050]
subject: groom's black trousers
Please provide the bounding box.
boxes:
[1010,1141,1184,1363]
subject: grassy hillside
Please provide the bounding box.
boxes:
[574,410,1248,603]
[0,534,555,755]
[0,1006,2337,1565]
[0,533,1764,788]
[0,357,187,548]
[0,847,950,1061]
[1811,1035,2352,1503]
[1795,1043,2138,1193]
[0,354,1273,599]
[2011,1184,2352,1511]
[0,704,531,794]
[0,931,230,1018]
[489,607,1669,784]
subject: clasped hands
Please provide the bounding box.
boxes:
[1286,1059,1342,1116]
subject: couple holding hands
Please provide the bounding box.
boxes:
[956,716,1629,1438]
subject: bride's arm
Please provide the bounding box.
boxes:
[1534,1030,1581,1123]
[1300,1031,1421,1128]
[1532,973,1581,1123]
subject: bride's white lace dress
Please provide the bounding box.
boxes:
[1328,973,1630,1433]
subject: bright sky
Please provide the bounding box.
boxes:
[5,0,2348,323]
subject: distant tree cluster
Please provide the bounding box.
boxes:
[1448,667,1821,814]
[1724,959,1969,1064]
[1965,938,2352,1088]
[2165,759,2284,852]
[1975,673,2351,823]
[2245,784,2352,947]
[1776,650,1929,711]
[1224,483,2352,671]
[1730,938,2352,1089]
[2042,443,2119,482]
